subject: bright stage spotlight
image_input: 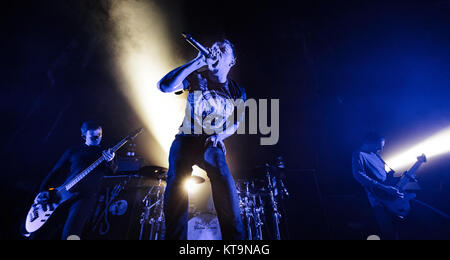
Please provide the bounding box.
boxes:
[185,166,208,194]
[109,1,186,167]
[385,127,450,171]
[185,178,201,194]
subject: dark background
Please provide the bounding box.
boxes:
[1,0,449,239]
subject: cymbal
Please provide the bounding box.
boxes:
[243,164,316,179]
[190,176,206,184]
[251,164,316,172]
[242,166,283,180]
[138,166,168,180]
[103,175,141,179]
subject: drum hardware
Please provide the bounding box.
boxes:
[137,165,168,240]
[252,193,265,240]
[265,164,282,240]
[236,157,290,240]
[279,179,289,197]
[139,186,153,240]
[237,180,266,240]
[138,166,169,181]
[139,178,165,240]
[243,181,253,240]
[87,160,290,240]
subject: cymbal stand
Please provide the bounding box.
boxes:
[149,179,165,240]
[138,178,166,240]
[243,181,253,240]
[252,191,264,240]
[266,166,282,240]
[139,186,155,240]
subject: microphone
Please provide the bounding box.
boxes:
[182,33,212,58]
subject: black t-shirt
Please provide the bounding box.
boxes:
[178,71,247,136]
[40,144,117,195]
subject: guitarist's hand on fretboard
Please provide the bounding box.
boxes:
[102,149,115,162]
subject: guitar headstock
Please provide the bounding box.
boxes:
[417,154,427,163]
[128,128,144,141]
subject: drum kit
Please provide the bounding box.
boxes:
[91,157,290,240]
[136,166,168,240]
[136,166,211,240]
[236,158,290,240]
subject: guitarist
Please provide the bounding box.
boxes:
[34,120,117,240]
[352,133,405,240]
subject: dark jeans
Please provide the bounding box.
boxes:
[372,205,399,240]
[163,135,245,240]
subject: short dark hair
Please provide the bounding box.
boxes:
[216,39,236,60]
[81,120,102,137]
[363,132,385,145]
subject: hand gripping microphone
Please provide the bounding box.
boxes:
[182,33,212,58]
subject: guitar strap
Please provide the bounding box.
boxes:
[374,153,398,185]
[375,153,396,175]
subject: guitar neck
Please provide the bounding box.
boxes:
[64,137,129,191]
[396,160,424,190]
[64,157,105,191]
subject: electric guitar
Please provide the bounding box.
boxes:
[24,128,143,234]
[375,154,427,219]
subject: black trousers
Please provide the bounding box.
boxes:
[372,205,400,240]
[61,194,98,240]
[163,135,245,240]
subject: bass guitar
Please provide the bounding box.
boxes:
[24,128,143,234]
[375,154,427,219]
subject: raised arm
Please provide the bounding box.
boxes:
[157,53,207,93]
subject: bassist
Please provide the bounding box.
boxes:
[35,121,117,240]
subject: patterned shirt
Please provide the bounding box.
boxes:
[178,71,246,137]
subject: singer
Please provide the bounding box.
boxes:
[157,37,246,240]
